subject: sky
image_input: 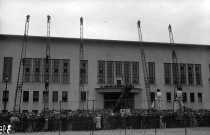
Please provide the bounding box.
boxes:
[0,0,210,45]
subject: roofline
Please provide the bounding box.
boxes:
[0,34,209,47]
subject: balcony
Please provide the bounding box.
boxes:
[95,85,141,93]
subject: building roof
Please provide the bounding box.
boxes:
[0,34,209,47]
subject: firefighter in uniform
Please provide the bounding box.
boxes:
[155,89,162,110]
[175,87,184,110]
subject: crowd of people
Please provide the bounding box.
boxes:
[1,108,210,133]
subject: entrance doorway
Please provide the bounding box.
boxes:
[104,93,134,109]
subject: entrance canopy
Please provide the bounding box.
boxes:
[95,86,141,93]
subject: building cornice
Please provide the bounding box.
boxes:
[0,34,209,47]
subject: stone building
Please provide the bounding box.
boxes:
[0,34,209,113]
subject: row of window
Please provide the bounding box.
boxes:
[3,90,202,103]
[98,61,202,85]
[98,61,140,84]
[164,63,202,85]
[2,57,203,85]
[150,92,203,103]
[2,57,71,83]
[2,91,68,102]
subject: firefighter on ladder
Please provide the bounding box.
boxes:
[175,86,184,110]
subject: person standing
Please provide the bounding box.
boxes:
[27,114,32,132]
[175,87,184,110]
[155,89,162,110]
[95,115,101,130]
[43,116,48,131]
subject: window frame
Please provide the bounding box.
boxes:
[150,92,155,102]
[172,63,179,85]
[180,63,187,85]
[195,64,202,85]
[61,59,70,83]
[42,58,51,83]
[2,57,13,82]
[98,61,105,83]
[52,91,58,102]
[2,91,9,102]
[115,61,122,78]
[52,59,61,83]
[183,92,187,103]
[166,92,171,102]
[22,110,28,113]
[23,58,32,82]
[164,63,171,84]
[132,62,139,84]
[33,91,39,102]
[23,91,29,102]
[124,61,131,84]
[80,60,88,83]
[106,61,114,84]
[198,93,202,103]
[62,91,68,102]
[81,91,86,101]
[33,58,42,82]
[148,62,155,84]
[187,64,194,85]
[190,93,195,102]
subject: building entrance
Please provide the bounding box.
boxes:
[104,93,134,109]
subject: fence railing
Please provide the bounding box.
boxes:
[1,113,210,133]
[43,99,189,111]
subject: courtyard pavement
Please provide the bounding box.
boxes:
[5,127,210,135]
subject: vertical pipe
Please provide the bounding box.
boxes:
[87,91,89,110]
[92,100,95,111]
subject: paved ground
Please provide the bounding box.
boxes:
[6,128,210,135]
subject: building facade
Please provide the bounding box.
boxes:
[0,34,210,113]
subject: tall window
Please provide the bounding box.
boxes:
[164,63,171,84]
[132,62,139,84]
[183,92,187,102]
[198,93,202,102]
[3,57,13,82]
[2,91,9,102]
[180,63,186,85]
[190,93,195,102]
[52,59,60,83]
[61,59,70,83]
[33,91,39,102]
[115,61,122,77]
[124,61,131,84]
[43,59,51,82]
[195,64,202,85]
[98,61,105,83]
[172,63,179,85]
[107,61,114,84]
[52,91,58,102]
[148,62,155,84]
[33,58,41,82]
[23,91,29,102]
[166,92,171,102]
[43,91,48,103]
[62,91,68,102]
[188,64,194,85]
[80,60,88,83]
[24,58,32,82]
[81,91,86,101]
